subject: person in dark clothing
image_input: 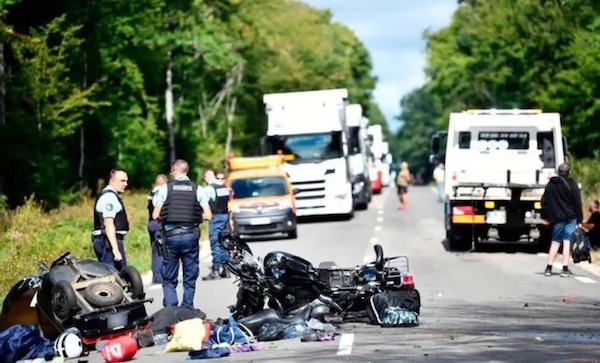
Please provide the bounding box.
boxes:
[152,160,212,309]
[541,162,583,277]
[147,174,168,284]
[583,200,600,249]
[202,169,232,280]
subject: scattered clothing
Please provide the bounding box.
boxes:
[0,324,55,363]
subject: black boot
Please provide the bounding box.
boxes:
[202,266,221,281]
[220,266,231,278]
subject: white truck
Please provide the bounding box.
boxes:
[263,89,354,219]
[380,141,392,187]
[345,103,371,210]
[429,109,568,251]
[367,124,386,193]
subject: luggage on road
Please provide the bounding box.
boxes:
[570,227,592,264]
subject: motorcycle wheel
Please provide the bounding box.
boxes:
[120,265,144,300]
[51,281,77,321]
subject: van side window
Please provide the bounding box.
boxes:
[537,132,555,168]
[457,132,471,149]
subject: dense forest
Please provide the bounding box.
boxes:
[396,0,600,191]
[0,0,391,209]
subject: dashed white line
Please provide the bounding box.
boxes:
[378,210,384,215]
[374,226,382,232]
[574,276,597,284]
[369,237,378,244]
[337,333,354,355]
[377,216,384,222]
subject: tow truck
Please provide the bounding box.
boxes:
[429,109,568,251]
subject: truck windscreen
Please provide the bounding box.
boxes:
[268,132,343,162]
[348,127,360,155]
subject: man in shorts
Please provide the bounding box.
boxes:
[541,163,583,277]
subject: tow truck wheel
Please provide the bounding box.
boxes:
[448,228,472,251]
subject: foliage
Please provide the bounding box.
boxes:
[394,0,600,184]
[0,191,208,298]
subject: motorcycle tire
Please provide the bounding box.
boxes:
[51,281,77,321]
[119,265,144,300]
[83,282,124,308]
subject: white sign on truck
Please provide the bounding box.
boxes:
[263,89,354,219]
[430,109,567,251]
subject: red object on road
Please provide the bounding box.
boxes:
[100,335,138,363]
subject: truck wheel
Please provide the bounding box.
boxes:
[83,282,124,308]
[448,230,472,251]
[120,266,145,300]
[51,281,77,321]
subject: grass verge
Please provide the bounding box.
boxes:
[0,191,208,299]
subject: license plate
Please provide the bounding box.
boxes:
[250,217,271,225]
[486,210,506,224]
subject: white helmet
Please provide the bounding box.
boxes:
[54,329,83,358]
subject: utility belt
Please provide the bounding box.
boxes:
[155,225,200,258]
[164,226,200,237]
[91,231,126,251]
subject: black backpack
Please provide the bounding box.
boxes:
[570,227,592,264]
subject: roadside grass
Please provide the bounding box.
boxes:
[0,191,207,300]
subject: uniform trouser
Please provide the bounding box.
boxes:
[209,213,231,267]
[93,235,127,270]
[147,220,164,283]
[162,231,200,309]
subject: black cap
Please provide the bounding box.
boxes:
[558,162,570,177]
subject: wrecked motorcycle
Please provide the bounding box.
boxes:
[220,231,417,322]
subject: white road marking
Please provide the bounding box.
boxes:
[374,225,382,232]
[369,237,378,244]
[574,276,596,284]
[148,284,162,291]
[537,252,548,257]
[377,216,384,222]
[362,254,375,263]
[378,210,384,215]
[337,333,354,355]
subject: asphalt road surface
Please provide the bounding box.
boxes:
[83,185,600,363]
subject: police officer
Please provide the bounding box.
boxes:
[152,159,212,309]
[92,168,130,269]
[202,169,232,280]
[148,174,167,284]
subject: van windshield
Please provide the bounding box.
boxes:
[231,177,288,199]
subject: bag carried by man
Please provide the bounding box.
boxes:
[570,227,592,264]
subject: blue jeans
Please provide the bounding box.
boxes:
[436,182,444,203]
[93,236,127,270]
[209,214,230,266]
[161,232,200,309]
[147,220,164,283]
[551,219,577,242]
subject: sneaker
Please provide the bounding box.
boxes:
[560,268,573,277]
[544,266,552,276]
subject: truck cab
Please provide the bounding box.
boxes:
[430,109,567,251]
[346,104,371,210]
[262,89,354,219]
[227,155,298,239]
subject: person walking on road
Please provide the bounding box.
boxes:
[147,174,168,284]
[396,161,411,210]
[92,168,130,270]
[202,169,232,280]
[433,163,445,203]
[541,162,583,277]
[152,160,212,309]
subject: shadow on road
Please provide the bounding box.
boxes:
[440,239,544,254]
[297,214,354,224]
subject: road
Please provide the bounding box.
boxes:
[83,186,600,362]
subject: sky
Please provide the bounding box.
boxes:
[301,0,459,132]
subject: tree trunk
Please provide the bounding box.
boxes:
[78,53,87,188]
[0,43,5,125]
[224,64,244,161]
[165,50,176,164]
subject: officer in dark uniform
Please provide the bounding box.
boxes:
[152,159,212,309]
[147,174,168,284]
[202,169,232,280]
[92,168,130,269]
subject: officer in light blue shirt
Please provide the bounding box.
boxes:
[151,159,212,309]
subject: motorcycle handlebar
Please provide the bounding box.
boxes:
[318,294,344,312]
[374,244,384,271]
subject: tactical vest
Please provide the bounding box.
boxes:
[159,180,203,225]
[93,189,129,232]
[209,182,230,214]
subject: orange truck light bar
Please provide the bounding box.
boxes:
[228,155,285,171]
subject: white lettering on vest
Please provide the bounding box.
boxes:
[172,185,193,191]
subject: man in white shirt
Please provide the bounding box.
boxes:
[433,163,445,203]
